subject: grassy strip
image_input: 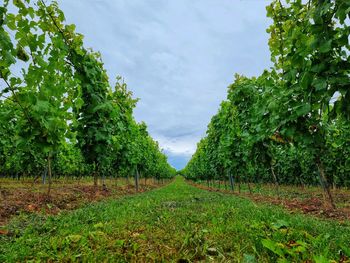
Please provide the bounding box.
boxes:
[1,176,349,262]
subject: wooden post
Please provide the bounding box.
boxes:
[316,157,335,209]
[47,153,52,196]
[271,165,280,197]
[247,182,252,194]
[102,174,107,191]
[135,166,139,192]
[93,163,98,189]
[42,167,47,185]
[229,172,234,192]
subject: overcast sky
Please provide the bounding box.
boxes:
[59,0,272,170]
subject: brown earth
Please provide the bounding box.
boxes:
[188,181,350,222]
[0,179,166,227]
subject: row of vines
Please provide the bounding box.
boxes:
[182,0,350,208]
[0,0,176,194]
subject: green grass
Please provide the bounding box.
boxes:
[1,176,349,262]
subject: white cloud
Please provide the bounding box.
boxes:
[154,134,198,156]
[59,0,272,169]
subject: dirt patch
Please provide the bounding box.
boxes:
[0,181,164,226]
[188,182,350,222]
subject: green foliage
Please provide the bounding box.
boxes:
[0,0,175,182]
[183,0,350,192]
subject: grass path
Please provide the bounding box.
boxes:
[1,177,349,262]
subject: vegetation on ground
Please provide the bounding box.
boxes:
[1,177,349,262]
[189,180,350,221]
[0,177,170,225]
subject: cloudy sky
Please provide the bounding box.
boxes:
[59,0,272,170]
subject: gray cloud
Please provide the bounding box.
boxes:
[59,0,272,169]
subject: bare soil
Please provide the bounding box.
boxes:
[189,181,350,222]
[0,178,164,226]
